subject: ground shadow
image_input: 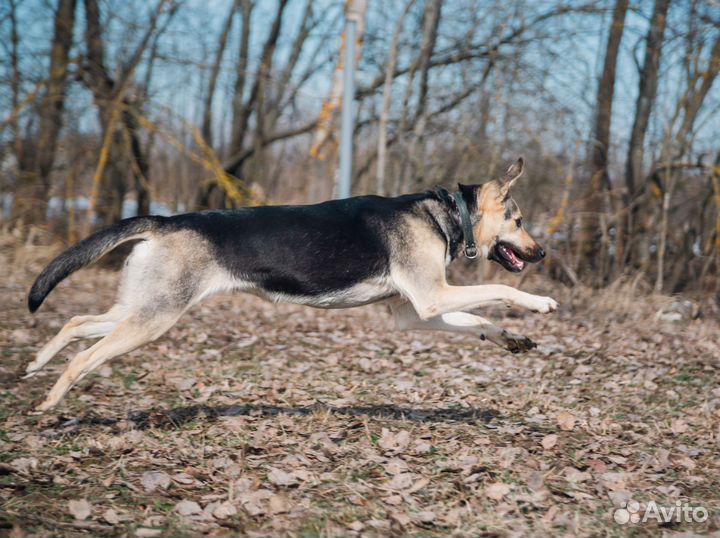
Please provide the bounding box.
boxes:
[48,403,500,431]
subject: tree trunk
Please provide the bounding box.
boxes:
[82,0,166,225]
[376,0,414,196]
[624,0,671,198]
[7,0,22,172]
[265,0,315,134]
[623,0,671,273]
[124,99,151,215]
[14,0,77,223]
[228,0,253,159]
[202,0,238,147]
[397,0,442,195]
[414,0,441,122]
[578,0,628,274]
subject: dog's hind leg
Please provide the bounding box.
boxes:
[24,306,126,378]
[35,310,183,412]
[33,230,226,411]
[391,301,536,353]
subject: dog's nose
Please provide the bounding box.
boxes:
[538,247,546,259]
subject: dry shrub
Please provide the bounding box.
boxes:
[0,225,63,286]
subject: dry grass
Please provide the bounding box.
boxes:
[1,236,719,537]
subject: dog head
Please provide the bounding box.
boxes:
[459,158,545,272]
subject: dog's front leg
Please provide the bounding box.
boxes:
[391,301,536,353]
[407,284,558,320]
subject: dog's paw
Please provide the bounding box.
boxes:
[530,296,558,314]
[23,358,45,379]
[22,368,39,380]
[34,397,57,413]
[502,331,537,354]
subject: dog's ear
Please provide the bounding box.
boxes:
[499,157,524,197]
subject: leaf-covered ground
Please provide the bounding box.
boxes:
[1,253,719,537]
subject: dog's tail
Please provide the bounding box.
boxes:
[28,216,165,313]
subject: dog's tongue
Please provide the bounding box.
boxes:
[504,245,525,270]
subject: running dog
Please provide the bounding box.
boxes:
[25,158,558,411]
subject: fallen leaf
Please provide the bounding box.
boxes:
[142,515,165,527]
[103,508,119,525]
[608,490,632,506]
[269,494,290,515]
[586,459,607,473]
[600,472,628,491]
[564,466,591,483]
[541,434,558,449]
[267,466,298,487]
[367,519,391,531]
[68,499,92,521]
[385,472,416,491]
[408,476,430,493]
[485,482,511,501]
[141,471,171,492]
[556,411,576,431]
[175,500,202,516]
[378,428,411,454]
[212,501,237,520]
[413,441,432,454]
[9,458,38,473]
[173,377,197,391]
[674,455,696,470]
[414,511,436,523]
[440,507,463,526]
[135,529,162,538]
[525,471,545,491]
[171,472,195,485]
[390,511,411,527]
[542,505,559,523]
[238,489,273,516]
[671,418,688,434]
[384,457,408,475]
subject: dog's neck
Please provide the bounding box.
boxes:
[430,187,480,261]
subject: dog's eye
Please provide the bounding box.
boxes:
[515,218,522,228]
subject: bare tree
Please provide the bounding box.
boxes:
[578,0,628,273]
[397,0,442,195]
[653,5,719,292]
[624,0,671,199]
[82,0,168,225]
[200,0,328,208]
[6,0,23,172]
[228,0,254,163]
[13,0,77,223]
[201,0,238,147]
[376,0,415,196]
[230,0,289,172]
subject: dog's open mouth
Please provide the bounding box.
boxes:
[491,242,526,272]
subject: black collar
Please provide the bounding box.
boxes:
[434,187,478,259]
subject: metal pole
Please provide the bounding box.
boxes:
[337,14,357,199]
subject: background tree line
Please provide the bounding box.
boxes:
[0,0,718,295]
